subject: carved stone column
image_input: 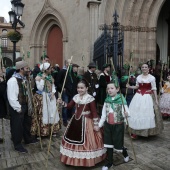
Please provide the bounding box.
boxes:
[87,0,101,61]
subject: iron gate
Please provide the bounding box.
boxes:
[93,11,124,72]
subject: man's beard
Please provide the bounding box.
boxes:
[24,71,29,76]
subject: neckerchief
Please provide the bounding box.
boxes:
[105,94,127,111]
[121,75,129,83]
[12,72,26,80]
[69,66,77,83]
[37,72,53,84]
[13,72,27,96]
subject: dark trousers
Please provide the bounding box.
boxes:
[62,91,74,123]
[9,104,32,148]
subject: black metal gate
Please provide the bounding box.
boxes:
[93,11,124,71]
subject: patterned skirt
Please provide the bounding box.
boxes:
[159,93,170,117]
[31,93,61,137]
[60,115,106,167]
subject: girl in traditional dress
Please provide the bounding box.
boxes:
[127,63,163,139]
[159,74,170,118]
[31,63,60,137]
[59,80,106,167]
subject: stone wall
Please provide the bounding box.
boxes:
[21,0,167,69]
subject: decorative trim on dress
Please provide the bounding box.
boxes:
[60,146,106,159]
[63,116,86,145]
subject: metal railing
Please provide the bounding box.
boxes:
[1,46,20,52]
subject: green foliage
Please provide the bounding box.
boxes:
[7,31,22,42]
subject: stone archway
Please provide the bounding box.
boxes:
[157,0,170,64]
[102,0,167,66]
[29,0,68,66]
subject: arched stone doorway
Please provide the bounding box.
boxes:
[47,26,63,67]
[28,0,68,67]
[156,0,170,65]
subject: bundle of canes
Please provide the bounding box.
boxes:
[110,58,137,164]
[45,56,73,168]
[158,62,164,99]
[125,51,133,99]
[0,45,5,143]
[27,75,43,150]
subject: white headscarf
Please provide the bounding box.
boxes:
[40,63,51,71]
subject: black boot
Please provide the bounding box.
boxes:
[122,147,129,162]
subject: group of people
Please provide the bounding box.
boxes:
[0,55,168,170]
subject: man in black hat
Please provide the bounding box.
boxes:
[97,64,111,115]
[83,62,99,99]
[7,61,37,153]
[56,61,80,126]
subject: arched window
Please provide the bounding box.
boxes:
[1,29,8,47]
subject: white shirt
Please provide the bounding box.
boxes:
[98,97,130,128]
[35,79,56,93]
[7,77,22,112]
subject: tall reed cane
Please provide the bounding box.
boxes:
[125,51,133,99]
[158,62,164,99]
[110,58,137,164]
[28,76,43,149]
[45,56,73,168]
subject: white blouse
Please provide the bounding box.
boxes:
[136,74,157,90]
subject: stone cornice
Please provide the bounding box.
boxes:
[87,0,101,8]
[121,25,156,32]
[99,24,156,32]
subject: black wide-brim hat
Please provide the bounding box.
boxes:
[87,62,96,68]
[72,63,80,67]
[102,63,111,68]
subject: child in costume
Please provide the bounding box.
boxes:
[97,79,130,170]
[59,80,106,167]
[159,74,170,118]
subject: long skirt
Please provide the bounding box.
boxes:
[60,115,106,167]
[128,93,163,137]
[31,94,61,136]
[159,93,170,117]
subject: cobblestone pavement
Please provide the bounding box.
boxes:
[0,119,170,170]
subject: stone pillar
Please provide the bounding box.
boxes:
[87,0,101,61]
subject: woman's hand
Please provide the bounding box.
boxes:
[124,111,128,117]
[94,125,100,131]
[126,84,130,88]
[57,98,63,104]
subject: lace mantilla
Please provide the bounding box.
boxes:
[73,93,94,105]
[60,146,106,159]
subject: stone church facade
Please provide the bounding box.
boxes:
[21,0,169,68]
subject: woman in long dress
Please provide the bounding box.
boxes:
[159,74,170,118]
[60,80,106,167]
[31,63,60,137]
[127,63,163,139]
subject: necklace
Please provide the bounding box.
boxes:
[75,104,87,120]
